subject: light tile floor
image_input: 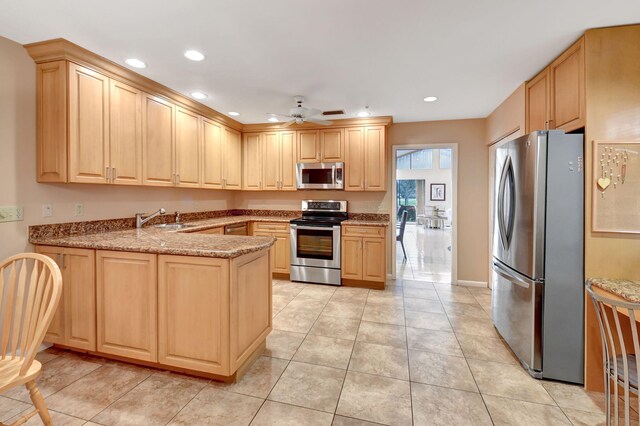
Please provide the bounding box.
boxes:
[0,279,632,425]
[397,224,452,283]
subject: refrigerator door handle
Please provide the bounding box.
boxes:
[493,261,533,289]
[497,156,515,249]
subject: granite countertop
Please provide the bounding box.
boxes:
[342,219,390,227]
[587,278,640,303]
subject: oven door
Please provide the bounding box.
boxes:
[290,224,341,269]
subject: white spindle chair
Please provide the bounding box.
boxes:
[0,253,62,426]
[586,281,640,426]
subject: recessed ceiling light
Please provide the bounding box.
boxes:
[228,111,240,117]
[268,116,279,123]
[184,50,205,61]
[357,106,371,118]
[190,91,208,99]
[423,96,438,102]
[125,58,146,69]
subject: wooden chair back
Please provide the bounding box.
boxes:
[586,281,640,425]
[0,253,62,376]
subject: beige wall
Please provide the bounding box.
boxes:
[234,191,388,213]
[0,36,234,261]
[388,119,488,283]
[584,25,640,280]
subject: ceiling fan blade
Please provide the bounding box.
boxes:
[280,120,296,128]
[305,118,333,126]
[305,108,322,118]
[267,113,294,118]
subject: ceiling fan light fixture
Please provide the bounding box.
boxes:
[268,116,279,123]
[228,111,240,116]
[423,96,438,102]
[184,50,205,61]
[125,58,146,69]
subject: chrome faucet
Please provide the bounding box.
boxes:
[135,208,166,228]
[175,211,181,224]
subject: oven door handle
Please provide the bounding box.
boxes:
[290,224,340,231]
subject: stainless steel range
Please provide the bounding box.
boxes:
[290,200,348,286]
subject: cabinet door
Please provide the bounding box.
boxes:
[110,80,142,185]
[68,63,110,184]
[344,127,365,191]
[96,251,157,361]
[158,255,230,375]
[364,126,386,191]
[223,127,243,190]
[272,233,291,273]
[198,227,224,235]
[65,248,96,351]
[341,237,363,280]
[36,61,67,183]
[262,132,280,191]
[280,131,297,191]
[243,133,262,190]
[142,94,175,186]
[550,37,585,131]
[201,118,223,189]
[362,238,386,282]
[297,130,320,162]
[175,107,201,188]
[525,68,550,133]
[35,246,66,344]
[321,128,344,162]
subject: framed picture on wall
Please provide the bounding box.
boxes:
[430,183,446,201]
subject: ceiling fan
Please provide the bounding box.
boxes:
[268,96,333,127]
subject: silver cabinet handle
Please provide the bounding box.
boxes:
[112,167,116,181]
[61,253,66,269]
[106,167,110,182]
[176,174,180,184]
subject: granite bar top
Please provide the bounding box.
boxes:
[587,278,640,303]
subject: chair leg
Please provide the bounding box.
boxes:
[26,381,53,426]
[400,240,407,261]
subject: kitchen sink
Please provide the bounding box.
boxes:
[153,223,197,230]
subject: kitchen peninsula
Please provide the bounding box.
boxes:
[29,213,292,382]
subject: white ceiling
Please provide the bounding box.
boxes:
[1,0,640,123]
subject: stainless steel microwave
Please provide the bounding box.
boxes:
[296,162,344,190]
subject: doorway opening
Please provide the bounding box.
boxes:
[392,145,457,283]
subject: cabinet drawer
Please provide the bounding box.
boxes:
[342,225,385,238]
[198,227,224,235]
[253,222,290,233]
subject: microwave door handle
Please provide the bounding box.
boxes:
[332,165,336,184]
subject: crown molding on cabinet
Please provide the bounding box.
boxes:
[24,38,243,132]
[241,116,393,133]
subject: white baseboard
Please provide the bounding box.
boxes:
[456,280,488,288]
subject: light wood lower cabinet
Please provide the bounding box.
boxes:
[36,246,96,351]
[252,222,291,275]
[96,251,157,362]
[341,225,387,283]
[158,255,230,374]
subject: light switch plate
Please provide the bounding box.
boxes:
[0,206,24,222]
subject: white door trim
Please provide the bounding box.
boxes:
[390,143,458,284]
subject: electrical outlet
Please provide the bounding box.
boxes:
[42,204,53,217]
[75,203,84,216]
[0,206,24,223]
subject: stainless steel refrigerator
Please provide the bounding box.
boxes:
[492,130,584,384]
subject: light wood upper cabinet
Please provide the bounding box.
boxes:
[223,127,242,190]
[297,130,321,162]
[550,37,585,131]
[320,128,344,162]
[175,107,201,188]
[201,118,224,189]
[36,246,96,351]
[158,255,230,375]
[345,126,386,191]
[526,68,549,133]
[526,37,585,133]
[36,61,67,182]
[297,129,344,162]
[345,127,365,191]
[96,250,157,362]
[68,63,110,184]
[260,131,296,191]
[109,79,143,185]
[364,126,386,191]
[142,94,176,186]
[243,133,263,190]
